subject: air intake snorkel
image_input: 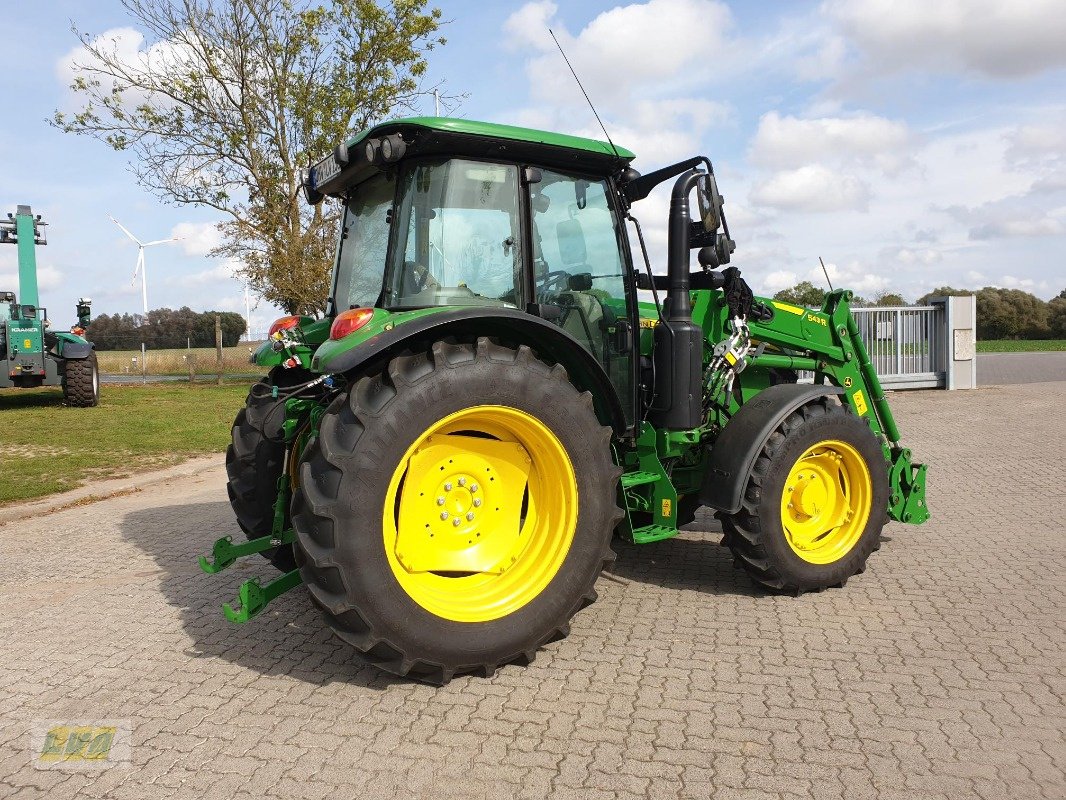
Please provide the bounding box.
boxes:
[648,170,707,430]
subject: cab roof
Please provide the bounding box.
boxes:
[350,116,635,173]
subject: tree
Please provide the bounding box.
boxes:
[916,286,970,305]
[55,0,447,314]
[87,307,246,348]
[871,291,907,307]
[773,281,826,308]
[1048,296,1066,338]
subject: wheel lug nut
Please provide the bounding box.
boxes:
[437,497,445,506]
[466,511,475,521]
[473,498,482,507]
[470,484,478,493]
[441,512,450,520]
[458,477,466,486]
[444,482,453,491]
[452,518,461,527]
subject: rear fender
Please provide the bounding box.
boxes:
[55,336,94,359]
[699,384,845,515]
[313,307,628,435]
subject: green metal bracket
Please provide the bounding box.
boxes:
[887,448,929,525]
[198,528,297,574]
[223,569,302,623]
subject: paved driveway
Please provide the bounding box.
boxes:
[1,383,1063,800]
[978,351,1066,385]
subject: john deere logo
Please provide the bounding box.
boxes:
[843,376,853,388]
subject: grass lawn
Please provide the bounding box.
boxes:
[977,340,1066,352]
[0,382,252,505]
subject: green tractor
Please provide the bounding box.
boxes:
[201,118,929,683]
[1,206,99,406]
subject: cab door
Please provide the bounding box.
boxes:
[528,169,636,424]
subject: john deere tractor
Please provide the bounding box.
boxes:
[201,118,928,683]
[0,206,99,406]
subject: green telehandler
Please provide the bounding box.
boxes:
[0,206,99,406]
[201,118,929,683]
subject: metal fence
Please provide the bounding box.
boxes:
[798,303,948,390]
[852,305,946,389]
[95,338,266,382]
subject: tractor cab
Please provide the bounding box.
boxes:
[306,118,643,424]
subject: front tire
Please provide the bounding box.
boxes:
[62,352,100,407]
[292,338,621,683]
[721,397,888,594]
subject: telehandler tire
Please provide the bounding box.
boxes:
[225,366,312,572]
[721,397,887,594]
[62,352,100,407]
[291,338,620,684]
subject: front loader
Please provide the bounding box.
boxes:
[201,118,929,683]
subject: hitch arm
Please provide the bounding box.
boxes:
[223,569,303,623]
[198,528,296,574]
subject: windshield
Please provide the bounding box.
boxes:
[384,158,523,309]
[331,172,394,312]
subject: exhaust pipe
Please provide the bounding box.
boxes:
[648,170,704,431]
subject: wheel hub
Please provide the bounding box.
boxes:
[780,440,872,564]
[383,405,579,623]
[394,433,530,575]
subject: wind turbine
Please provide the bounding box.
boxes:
[109,215,182,322]
[109,215,182,380]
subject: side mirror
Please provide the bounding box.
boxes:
[695,172,724,233]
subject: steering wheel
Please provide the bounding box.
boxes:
[402,260,440,294]
[535,269,571,296]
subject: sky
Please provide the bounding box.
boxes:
[1,0,1064,336]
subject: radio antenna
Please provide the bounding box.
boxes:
[548,29,621,161]
[818,256,834,291]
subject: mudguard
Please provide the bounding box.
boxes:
[312,307,629,435]
[699,384,845,515]
[58,341,94,359]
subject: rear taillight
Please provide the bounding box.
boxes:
[329,308,375,340]
[268,315,302,337]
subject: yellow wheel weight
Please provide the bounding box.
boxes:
[780,439,873,565]
[383,405,578,622]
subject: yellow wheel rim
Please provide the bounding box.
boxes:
[383,405,578,622]
[780,439,872,564]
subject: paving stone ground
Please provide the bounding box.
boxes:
[1,382,1063,800]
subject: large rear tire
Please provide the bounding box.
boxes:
[225,366,311,571]
[720,397,887,594]
[292,338,621,683]
[62,352,100,407]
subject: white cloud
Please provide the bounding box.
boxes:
[171,221,224,258]
[0,262,64,294]
[750,165,871,212]
[762,269,800,294]
[505,0,734,108]
[165,259,240,287]
[55,26,195,111]
[503,0,736,171]
[813,259,888,295]
[826,0,1066,79]
[947,196,1066,240]
[750,112,913,173]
